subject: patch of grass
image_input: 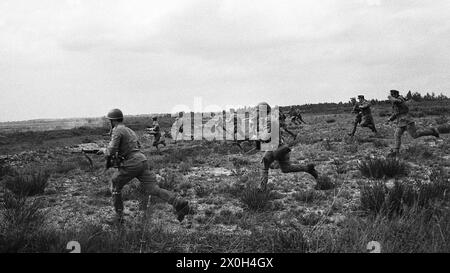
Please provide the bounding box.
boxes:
[194,184,209,198]
[178,161,192,174]
[357,157,408,179]
[3,167,50,197]
[158,170,182,191]
[435,116,448,125]
[314,176,336,190]
[309,207,450,253]
[0,164,16,179]
[240,185,271,211]
[372,139,388,148]
[438,124,450,134]
[402,145,434,161]
[293,189,323,203]
[360,173,450,217]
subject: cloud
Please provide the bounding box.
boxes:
[0,0,449,121]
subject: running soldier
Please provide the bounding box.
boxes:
[349,95,377,136]
[256,102,318,191]
[98,109,190,224]
[290,107,306,125]
[387,90,439,157]
[147,116,166,150]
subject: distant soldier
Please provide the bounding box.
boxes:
[348,97,362,136]
[97,109,190,224]
[348,95,377,136]
[387,90,439,157]
[256,102,318,192]
[146,116,166,150]
[290,107,306,125]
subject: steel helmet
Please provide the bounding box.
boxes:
[106,108,123,120]
[358,95,365,99]
[390,90,400,96]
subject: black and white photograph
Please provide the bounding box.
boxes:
[0,0,449,259]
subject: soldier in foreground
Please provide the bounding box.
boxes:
[349,95,377,136]
[98,109,190,224]
[256,102,318,191]
[387,90,439,157]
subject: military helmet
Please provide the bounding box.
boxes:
[350,97,356,101]
[106,108,123,120]
[152,116,158,121]
[358,95,365,99]
[390,90,400,96]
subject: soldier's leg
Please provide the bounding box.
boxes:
[278,153,318,179]
[260,151,275,191]
[349,116,359,136]
[110,169,135,218]
[406,123,439,139]
[137,161,190,221]
[393,126,406,154]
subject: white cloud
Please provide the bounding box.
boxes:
[0,0,449,121]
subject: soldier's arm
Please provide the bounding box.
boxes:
[388,95,403,103]
[106,129,121,157]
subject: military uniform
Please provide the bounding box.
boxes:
[106,123,188,222]
[349,97,377,136]
[349,99,363,136]
[358,99,377,133]
[388,93,439,154]
[256,103,318,191]
[150,120,166,148]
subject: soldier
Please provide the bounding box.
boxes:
[387,90,439,157]
[349,95,377,136]
[290,107,306,125]
[348,97,362,136]
[98,109,190,224]
[256,102,318,191]
[147,116,166,150]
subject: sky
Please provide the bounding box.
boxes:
[0,0,449,122]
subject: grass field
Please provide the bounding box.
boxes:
[0,99,449,253]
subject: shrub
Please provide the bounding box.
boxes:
[438,124,450,134]
[360,174,450,217]
[435,116,448,125]
[357,157,408,179]
[402,145,434,161]
[3,168,50,197]
[0,164,16,179]
[240,186,271,211]
[158,171,182,191]
[315,176,335,190]
[293,189,319,203]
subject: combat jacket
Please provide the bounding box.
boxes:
[388,96,413,127]
[106,124,146,166]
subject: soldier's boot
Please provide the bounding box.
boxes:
[106,191,125,224]
[172,197,191,222]
[280,163,318,179]
[416,128,440,138]
[306,164,319,179]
